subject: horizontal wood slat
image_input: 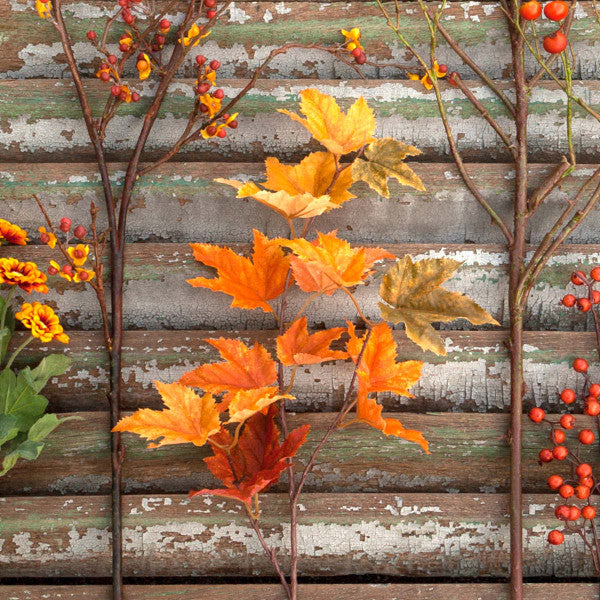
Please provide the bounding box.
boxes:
[1,411,596,496]
[0,493,592,578]
[1,584,599,600]
[11,330,599,412]
[4,162,600,245]
[2,79,600,162]
[3,2,599,80]
[4,243,599,330]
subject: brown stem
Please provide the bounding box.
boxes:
[527,156,571,215]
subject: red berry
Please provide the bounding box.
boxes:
[520,0,542,19]
[196,55,207,66]
[590,383,600,396]
[580,476,594,488]
[120,43,130,52]
[209,59,221,70]
[156,34,166,45]
[108,54,118,65]
[111,85,121,97]
[86,30,97,41]
[39,233,50,244]
[593,290,600,304]
[578,298,592,312]
[351,47,362,58]
[47,265,58,276]
[550,429,566,444]
[355,52,367,65]
[205,0,216,6]
[206,125,217,136]
[207,9,216,18]
[197,83,211,95]
[559,484,574,498]
[591,267,600,282]
[73,225,86,239]
[159,18,170,29]
[571,271,586,285]
[59,217,71,232]
[583,506,596,519]
[118,0,128,5]
[119,90,128,101]
[213,88,225,99]
[585,400,600,416]
[576,485,591,500]
[548,530,565,545]
[539,448,554,462]
[547,474,563,490]
[560,388,576,404]
[573,358,589,373]
[79,270,89,281]
[199,104,209,113]
[228,119,238,129]
[217,128,227,138]
[544,30,568,54]
[560,414,575,429]
[544,0,569,20]
[448,72,460,87]
[562,294,576,307]
[124,13,134,24]
[62,264,73,275]
[529,407,545,423]
[437,63,448,74]
[131,92,140,102]
[555,505,571,520]
[579,429,595,444]
[576,463,593,478]
[568,506,581,520]
[553,446,568,460]
[100,71,110,82]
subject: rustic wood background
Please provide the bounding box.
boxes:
[2,0,600,598]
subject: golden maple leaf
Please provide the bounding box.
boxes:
[276,316,348,366]
[227,387,293,424]
[263,152,355,206]
[279,88,376,155]
[379,255,499,356]
[279,231,393,295]
[187,229,289,313]
[352,138,425,197]
[112,381,221,448]
[179,337,278,407]
[215,177,338,220]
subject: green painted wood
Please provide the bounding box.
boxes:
[4,162,600,245]
[1,411,597,496]
[3,1,599,80]
[9,330,600,413]
[3,242,599,330]
[0,493,593,578]
[1,79,599,162]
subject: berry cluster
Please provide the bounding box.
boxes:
[519,0,570,54]
[561,267,600,313]
[341,28,367,65]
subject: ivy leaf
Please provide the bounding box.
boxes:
[21,354,71,393]
[0,414,19,447]
[352,138,425,197]
[379,256,499,356]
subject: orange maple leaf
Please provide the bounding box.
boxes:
[187,229,289,313]
[112,381,221,448]
[278,88,376,155]
[179,338,277,408]
[227,387,293,424]
[279,231,394,295]
[276,316,348,366]
[190,409,310,507]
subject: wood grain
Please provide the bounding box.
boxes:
[3,1,599,80]
[1,411,597,496]
[0,493,593,578]
[1,584,599,600]
[3,242,599,330]
[4,162,600,245]
[2,79,599,162]
[10,330,599,413]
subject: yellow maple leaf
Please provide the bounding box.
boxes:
[379,255,499,356]
[227,387,293,424]
[112,381,221,448]
[279,89,376,155]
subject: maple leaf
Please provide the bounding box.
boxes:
[190,410,310,508]
[346,322,423,397]
[215,177,338,219]
[352,138,425,197]
[379,256,499,356]
[179,338,277,408]
[262,152,355,206]
[227,387,293,424]
[112,381,221,448]
[187,229,289,313]
[276,317,348,366]
[279,231,393,295]
[279,89,376,155]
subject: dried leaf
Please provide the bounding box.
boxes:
[187,229,289,313]
[276,317,348,366]
[279,89,376,155]
[227,387,293,424]
[112,381,221,448]
[352,138,425,197]
[379,255,499,355]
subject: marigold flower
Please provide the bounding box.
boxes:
[181,23,210,47]
[199,93,222,118]
[67,244,90,267]
[0,219,29,246]
[137,53,152,80]
[38,226,57,249]
[407,61,447,90]
[201,113,239,139]
[341,27,363,51]
[0,257,48,294]
[36,0,52,19]
[15,302,69,344]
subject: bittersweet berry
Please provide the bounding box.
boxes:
[79,271,89,281]
[544,0,569,20]
[573,358,589,373]
[520,0,542,19]
[580,476,594,488]
[560,414,575,429]
[562,294,576,307]
[73,225,86,239]
[548,530,565,545]
[108,54,118,65]
[579,429,595,444]
[156,34,166,45]
[209,59,221,70]
[576,485,591,500]
[571,272,586,285]
[228,119,238,129]
[217,129,227,138]
[550,429,566,444]
[159,18,170,30]
[559,484,574,498]
[585,400,600,416]
[111,85,121,97]
[568,506,581,521]
[62,264,73,275]
[582,506,596,519]
[577,298,592,312]
[593,290,600,304]
[48,265,58,276]
[543,31,568,54]
[560,388,576,404]
[196,55,207,66]
[205,0,216,6]
[355,52,367,65]
[529,407,545,422]
[198,83,211,94]
[213,88,225,99]
[553,446,568,460]
[120,43,130,52]
[555,505,571,520]
[40,233,50,244]
[591,266,600,281]
[59,217,71,232]
[576,463,593,478]
[547,474,563,490]
[590,383,600,396]
[131,92,141,102]
[100,71,110,82]
[206,125,217,136]
[86,30,97,41]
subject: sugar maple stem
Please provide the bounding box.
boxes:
[342,288,374,326]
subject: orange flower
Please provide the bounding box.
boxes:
[36,0,52,18]
[119,85,132,103]
[137,53,152,80]
[201,113,239,139]
[0,219,29,246]
[38,226,57,249]
[407,62,447,91]
[180,23,210,47]
[0,258,48,294]
[67,244,89,267]
[15,302,69,344]
[341,27,363,51]
[49,260,95,284]
[199,93,222,118]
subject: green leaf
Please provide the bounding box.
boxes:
[0,368,48,430]
[0,296,15,365]
[22,354,72,393]
[0,438,45,477]
[0,414,19,447]
[28,413,80,442]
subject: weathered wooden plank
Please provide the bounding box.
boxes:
[10,330,600,412]
[2,584,599,600]
[2,411,597,496]
[3,242,599,330]
[3,1,599,80]
[0,493,593,578]
[4,162,600,245]
[2,79,599,162]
